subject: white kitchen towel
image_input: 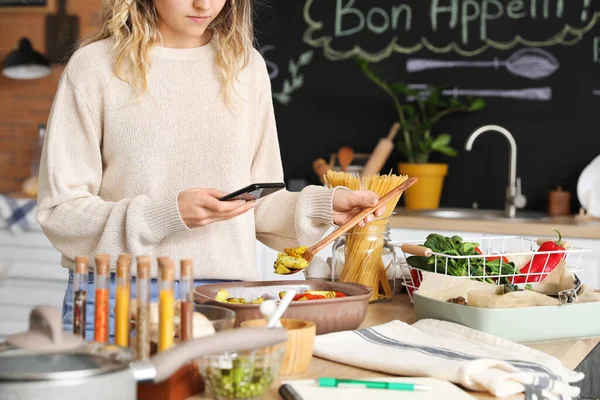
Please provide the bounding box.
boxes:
[0,195,39,234]
[313,319,584,400]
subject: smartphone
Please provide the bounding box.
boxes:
[219,182,285,201]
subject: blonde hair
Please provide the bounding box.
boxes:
[83,0,254,104]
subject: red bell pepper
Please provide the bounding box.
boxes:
[511,229,566,284]
[408,269,423,295]
[334,291,346,298]
[474,247,509,263]
[293,293,325,301]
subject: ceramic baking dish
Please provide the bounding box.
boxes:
[194,280,371,335]
[413,291,600,343]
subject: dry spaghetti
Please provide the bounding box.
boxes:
[325,170,408,301]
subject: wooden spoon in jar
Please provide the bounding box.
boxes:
[274,177,418,275]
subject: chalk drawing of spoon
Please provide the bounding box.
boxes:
[407,84,552,101]
[406,48,559,80]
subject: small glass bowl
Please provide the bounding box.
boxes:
[197,345,285,400]
[194,304,236,332]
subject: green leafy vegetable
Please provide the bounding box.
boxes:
[406,233,519,285]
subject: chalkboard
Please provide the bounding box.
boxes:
[254,0,600,213]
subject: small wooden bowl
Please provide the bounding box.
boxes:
[241,318,316,375]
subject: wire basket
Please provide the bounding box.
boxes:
[391,236,592,302]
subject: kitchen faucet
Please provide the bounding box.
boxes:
[465,125,527,218]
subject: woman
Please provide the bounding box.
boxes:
[37,0,383,340]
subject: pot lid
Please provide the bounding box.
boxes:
[0,350,128,381]
[0,305,131,381]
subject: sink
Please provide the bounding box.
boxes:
[395,208,550,222]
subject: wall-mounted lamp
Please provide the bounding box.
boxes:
[2,38,51,80]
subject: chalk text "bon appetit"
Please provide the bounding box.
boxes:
[336,0,579,44]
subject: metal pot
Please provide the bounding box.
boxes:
[0,305,287,400]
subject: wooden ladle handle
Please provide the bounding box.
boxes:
[400,244,432,257]
[307,177,418,256]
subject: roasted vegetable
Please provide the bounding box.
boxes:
[226,298,247,304]
[281,290,345,301]
[273,247,309,274]
[293,293,325,301]
[274,253,308,271]
[274,263,292,275]
[215,289,229,303]
[217,289,346,304]
[284,246,308,258]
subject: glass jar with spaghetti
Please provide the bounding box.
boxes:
[331,218,396,303]
[323,170,408,303]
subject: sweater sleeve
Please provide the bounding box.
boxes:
[36,72,188,267]
[249,52,337,251]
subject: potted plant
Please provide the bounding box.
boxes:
[356,57,485,209]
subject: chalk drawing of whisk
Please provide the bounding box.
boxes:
[407,84,552,101]
[407,48,559,80]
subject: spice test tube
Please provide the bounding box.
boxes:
[136,256,151,360]
[180,259,194,341]
[73,256,88,339]
[115,254,131,347]
[157,256,175,352]
[94,254,110,343]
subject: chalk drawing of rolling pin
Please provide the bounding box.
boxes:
[407,48,559,80]
[406,84,552,101]
[592,90,600,96]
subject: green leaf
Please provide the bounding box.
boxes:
[289,60,298,76]
[405,104,416,117]
[273,93,291,105]
[406,256,434,271]
[434,145,458,157]
[469,98,486,111]
[424,234,454,253]
[461,242,480,253]
[395,140,409,158]
[298,50,313,66]
[292,74,304,88]
[449,98,462,107]
[283,79,292,93]
[431,133,452,148]
[391,82,410,95]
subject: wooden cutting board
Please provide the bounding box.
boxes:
[45,0,79,64]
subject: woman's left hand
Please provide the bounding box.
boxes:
[332,190,385,227]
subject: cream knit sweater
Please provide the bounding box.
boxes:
[37,38,336,280]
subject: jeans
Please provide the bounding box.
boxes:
[62,269,232,341]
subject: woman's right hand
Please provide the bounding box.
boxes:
[177,188,256,229]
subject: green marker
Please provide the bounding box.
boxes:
[317,377,430,391]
